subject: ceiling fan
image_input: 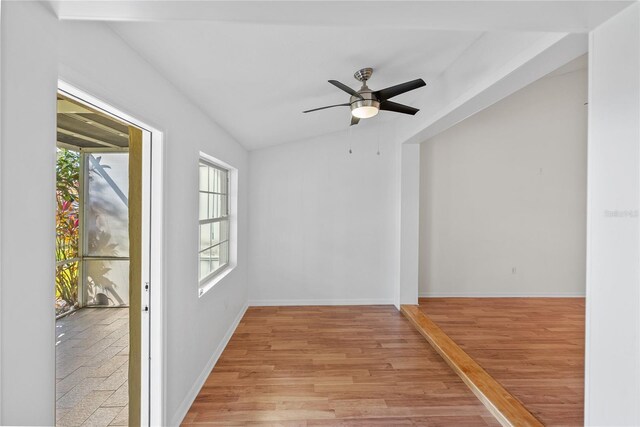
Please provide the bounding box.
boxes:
[303,67,426,126]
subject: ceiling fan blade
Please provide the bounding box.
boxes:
[350,115,360,126]
[328,80,363,99]
[303,103,350,113]
[374,78,426,101]
[379,100,419,115]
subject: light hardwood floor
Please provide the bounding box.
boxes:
[56,308,129,427]
[183,306,500,426]
[419,298,585,427]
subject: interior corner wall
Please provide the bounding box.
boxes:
[419,62,587,297]
[248,126,399,305]
[0,1,58,424]
[586,3,640,425]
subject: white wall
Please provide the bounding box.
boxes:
[57,21,249,426]
[1,2,250,424]
[399,143,420,305]
[586,4,640,425]
[0,2,58,424]
[419,60,587,297]
[248,125,399,305]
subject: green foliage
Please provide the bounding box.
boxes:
[56,149,80,203]
[56,148,80,309]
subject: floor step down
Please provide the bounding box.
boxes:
[400,305,543,427]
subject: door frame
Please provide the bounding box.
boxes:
[58,81,165,426]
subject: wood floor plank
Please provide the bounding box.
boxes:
[183,306,499,426]
[418,298,585,427]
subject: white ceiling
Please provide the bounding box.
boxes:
[110,22,485,149]
[56,1,633,150]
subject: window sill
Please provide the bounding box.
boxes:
[198,265,235,298]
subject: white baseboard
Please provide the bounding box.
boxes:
[248,298,395,306]
[418,292,586,298]
[170,302,248,426]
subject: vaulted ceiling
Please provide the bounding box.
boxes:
[109,22,485,149]
[52,1,633,150]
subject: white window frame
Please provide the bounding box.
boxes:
[198,153,236,296]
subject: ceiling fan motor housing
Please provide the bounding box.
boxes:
[350,89,380,118]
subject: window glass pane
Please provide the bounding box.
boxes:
[210,194,216,218]
[208,193,227,219]
[206,167,226,194]
[84,153,129,257]
[218,241,229,267]
[206,194,228,218]
[84,259,129,306]
[220,169,229,194]
[221,219,229,242]
[199,248,211,279]
[199,164,208,192]
[222,169,229,194]
[199,192,208,220]
[209,167,216,193]
[211,220,229,247]
[221,195,228,216]
[200,223,211,250]
[210,243,221,272]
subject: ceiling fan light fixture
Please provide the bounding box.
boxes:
[351,106,379,119]
[350,98,380,119]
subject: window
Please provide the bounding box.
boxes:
[199,159,230,285]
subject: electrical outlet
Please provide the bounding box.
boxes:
[512,267,517,274]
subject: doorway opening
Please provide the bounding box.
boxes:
[54,87,163,426]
